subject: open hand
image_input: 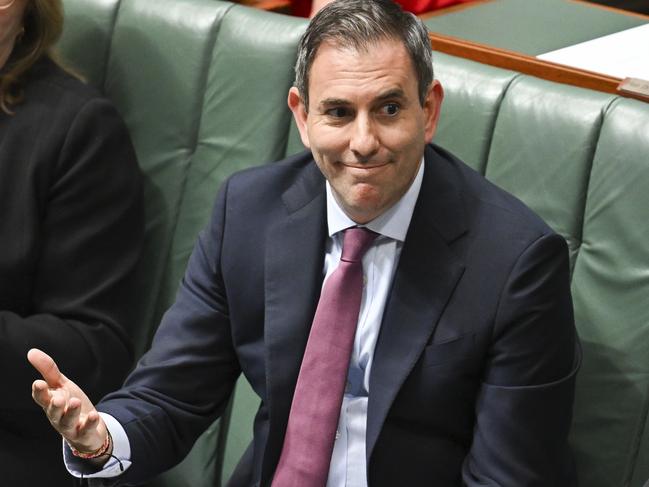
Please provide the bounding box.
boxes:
[28,348,108,456]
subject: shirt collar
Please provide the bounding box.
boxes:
[326,157,424,242]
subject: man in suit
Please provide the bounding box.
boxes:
[29,0,579,485]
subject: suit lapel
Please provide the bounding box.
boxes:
[261,161,327,484]
[367,146,468,460]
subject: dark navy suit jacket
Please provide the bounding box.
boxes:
[97,144,579,486]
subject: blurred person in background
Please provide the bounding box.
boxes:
[0,0,143,484]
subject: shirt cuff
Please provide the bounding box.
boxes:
[63,412,132,478]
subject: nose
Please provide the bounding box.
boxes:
[349,114,379,162]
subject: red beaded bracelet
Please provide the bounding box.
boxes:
[69,432,112,460]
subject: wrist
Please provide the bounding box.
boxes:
[69,431,112,460]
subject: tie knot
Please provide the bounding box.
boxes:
[341,227,377,263]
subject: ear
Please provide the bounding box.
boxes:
[423,80,444,143]
[288,87,311,148]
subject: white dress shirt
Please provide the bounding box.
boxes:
[324,161,423,487]
[65,160,424,485]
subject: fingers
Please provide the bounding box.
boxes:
[57,397,82,432]
[27,348,64,388]
[67,409,107,452]
[45,388,72,427]
[80,410,102,436]
[28,349,105,450]
[40,391,100,446]
[31,379,53,408]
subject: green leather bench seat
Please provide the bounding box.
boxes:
[58,1,649,486]
[572,99,649,487]
[423,0,647,55]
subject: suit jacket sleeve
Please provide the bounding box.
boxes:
[95,177,241,485]
[462,232,579,486]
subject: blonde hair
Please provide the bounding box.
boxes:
[1,0,64,114]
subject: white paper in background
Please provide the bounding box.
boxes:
[537,23,649,81]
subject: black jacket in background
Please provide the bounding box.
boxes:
[0,56,144,486]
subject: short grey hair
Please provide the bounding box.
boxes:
[294,0,434,109]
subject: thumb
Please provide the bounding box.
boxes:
[27,348,64,388]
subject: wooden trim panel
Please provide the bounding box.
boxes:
[429,32,649,102]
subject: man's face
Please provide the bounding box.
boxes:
[289,39,443,224]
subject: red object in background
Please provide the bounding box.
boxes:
[292,0,473,17]
[291,1,312,17]
[397,0,473,14]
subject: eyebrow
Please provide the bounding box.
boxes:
[318,89,407,110]
[375,89,406,102]
[319,98,351,109]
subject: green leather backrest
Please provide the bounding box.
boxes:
[58,1,649,486]
[486,77,616,271]
[571,98,649,487]
[432,52,518,173]
[57,0,119,88]
[436,61,649,487]
[482,81,649,487]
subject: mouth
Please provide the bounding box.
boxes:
[340,161,390,170]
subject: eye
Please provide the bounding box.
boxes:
[325,107,350,118]
[381,103,400,116]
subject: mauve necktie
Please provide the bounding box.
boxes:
[272,227,378,487]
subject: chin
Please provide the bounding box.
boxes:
[345,195,385,223]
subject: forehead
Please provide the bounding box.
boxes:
[308,39,417,100]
